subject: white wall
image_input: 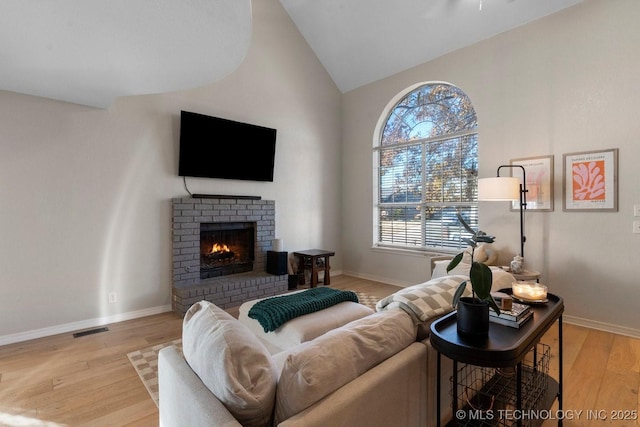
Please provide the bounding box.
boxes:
[342,0,640,335]
[0,0,342,340]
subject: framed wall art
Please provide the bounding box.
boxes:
[562,148,618,212]
[510,155,554,211]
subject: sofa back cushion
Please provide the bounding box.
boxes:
[274,309,416,424]
[182,301,277,427]
[432,260,516,292]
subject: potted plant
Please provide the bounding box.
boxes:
[447,212,500,338]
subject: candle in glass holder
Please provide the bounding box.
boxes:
[512,282,548,301]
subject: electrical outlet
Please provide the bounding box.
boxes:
[633,221,640,234]
[634,204,640,217]
[108,292,117,304]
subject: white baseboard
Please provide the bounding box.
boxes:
[0,272,344,347]
[563,315,640,339]
[0,305,172,347]
[0,272,343,347]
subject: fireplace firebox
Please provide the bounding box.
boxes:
[200,222,255,279]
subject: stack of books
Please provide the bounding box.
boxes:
[489,301,532,328]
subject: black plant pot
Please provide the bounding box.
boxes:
[456,297,490,338]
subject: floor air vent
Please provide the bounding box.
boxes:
[73,327,109,338]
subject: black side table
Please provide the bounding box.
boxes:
[430,291,564,427]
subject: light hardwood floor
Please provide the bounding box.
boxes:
[0,275,638,426]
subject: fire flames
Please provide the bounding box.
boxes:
[203,242,235,264]
[209,243,231,254]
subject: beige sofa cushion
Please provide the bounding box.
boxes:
[274,309,416,424]
[182,301,277,427]
[239,298,374,353]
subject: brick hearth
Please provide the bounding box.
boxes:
[171,196,287,315]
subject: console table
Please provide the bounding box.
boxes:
[293,249,335,287]
[430,291,564,427]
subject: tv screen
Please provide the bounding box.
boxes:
[178,111,277,182]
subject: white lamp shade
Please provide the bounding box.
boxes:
[478,177,520,201]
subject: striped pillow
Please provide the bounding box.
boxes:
[375,275,469,322]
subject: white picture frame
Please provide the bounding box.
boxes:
[510,155,554,212]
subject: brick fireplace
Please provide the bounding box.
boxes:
[171,196,288,315]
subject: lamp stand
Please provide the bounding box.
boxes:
[496,165,528,258]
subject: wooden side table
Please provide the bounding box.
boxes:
[293,249,335,287]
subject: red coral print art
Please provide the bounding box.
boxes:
[572,160,605,201]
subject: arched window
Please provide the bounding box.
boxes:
[374,82,478,251]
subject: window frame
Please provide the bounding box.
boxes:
[373,82,479,253]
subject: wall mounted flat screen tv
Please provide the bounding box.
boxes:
[178,110,277,182]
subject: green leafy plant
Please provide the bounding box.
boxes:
[447,212,501,315]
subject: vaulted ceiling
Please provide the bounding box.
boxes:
[279,0,583,92]
[0,0,582,108]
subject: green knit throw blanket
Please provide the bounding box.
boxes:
[248,287,359,333]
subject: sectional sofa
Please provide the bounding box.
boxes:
[158,268,516,426]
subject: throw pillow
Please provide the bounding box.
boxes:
[273,309,416,424]
[182,301,277,427]
[375,275,469,322]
